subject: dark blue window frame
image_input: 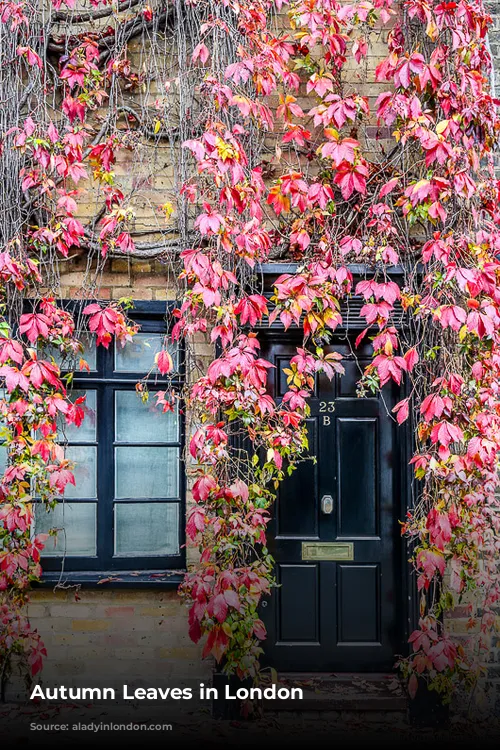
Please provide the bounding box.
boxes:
[39,301,186,579]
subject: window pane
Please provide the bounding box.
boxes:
[115,446,179,498]
[115,391,178,443]
[115,333,178,373]
[64,445,97,498]
[45,333,97,371]
[36,502,96,557]
[80,333,97,371]
[57,390,97,443]
[0,445,7,475]
[114,503,179,556]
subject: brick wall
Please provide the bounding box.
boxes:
[18,5,500,706]
[26,589,210,694]
[56,256,174,302]
[441,8,500,714]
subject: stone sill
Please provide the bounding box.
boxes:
[36,570,185,589]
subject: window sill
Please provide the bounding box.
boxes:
[37,570,186,589]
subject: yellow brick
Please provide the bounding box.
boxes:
[72,619,110,632]
[112,287,151,300]
[133,274,167,288]
[154,289,170,300]
[27,605,47,618]
[158,647,198,659]
[31,591,68,603]
[58,272,88,286]
[138,604,182,617]
[100,273,131,286]
[111,259,131,273]
[52,634,96,646]
[131,261,152,273]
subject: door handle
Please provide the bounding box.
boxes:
[321,494,334,515]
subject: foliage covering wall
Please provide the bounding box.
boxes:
[1,0,500,706]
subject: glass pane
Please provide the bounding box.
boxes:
[80,333,97,371]
[0,445,7,475]
[57,390,97,442]
[115,391,178,443]
[115,333,178,373]
[36,502,96,557]
[45,333,97,371]
[115,446,179,498]
[114,502,179,556]
[64,445,97,498]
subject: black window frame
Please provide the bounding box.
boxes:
[38,301,186,577]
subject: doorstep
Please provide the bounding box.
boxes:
[260,672,407,712]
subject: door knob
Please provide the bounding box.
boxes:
[321,494,334,514]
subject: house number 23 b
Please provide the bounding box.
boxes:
[319,401,334,425]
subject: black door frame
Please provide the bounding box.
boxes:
[256,264,418,669]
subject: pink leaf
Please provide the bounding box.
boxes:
[380,177,400,198]
[223,590,241,611]
[192,42,209,65]
[156,349,173,375]
[212,594,228,623]
[393,398,410,424]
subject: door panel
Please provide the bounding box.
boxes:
[261,337,403,672]
[276,418,318,539]
[278,565,319,642]
[337,564,380,643]
[337,417,378,538]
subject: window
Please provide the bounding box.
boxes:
[35,304,185,574]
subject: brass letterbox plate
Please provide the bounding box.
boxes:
[301,542,354,561]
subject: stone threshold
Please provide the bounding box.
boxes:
[260,672,407,712]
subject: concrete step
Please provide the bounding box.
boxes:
[261,672,407,712]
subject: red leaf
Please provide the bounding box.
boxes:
[234,295,268,326]
[192,475,217,502]
[393,398,410,424]
[404,347,419,372]
[19,313,50,343]
[156,349,173,375]
[380,177,400,198]
[189,618,202,644]
[211,594,228,623]
[355,327,369,348]
[82,303,101,314]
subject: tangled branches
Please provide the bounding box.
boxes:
[175,0,500,701]
[1,0,500,705]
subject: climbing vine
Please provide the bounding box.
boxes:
[1,0,500,705]
[177,0,500,702]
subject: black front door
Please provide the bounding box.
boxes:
[261,336,405,672]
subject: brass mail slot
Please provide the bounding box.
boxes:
[301,542,354,561]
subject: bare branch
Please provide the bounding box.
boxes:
[52,0,142,24]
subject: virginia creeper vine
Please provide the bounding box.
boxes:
[177,0,500,702]
[1,0,500,706]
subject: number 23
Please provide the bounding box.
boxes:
[319,401,335,412]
